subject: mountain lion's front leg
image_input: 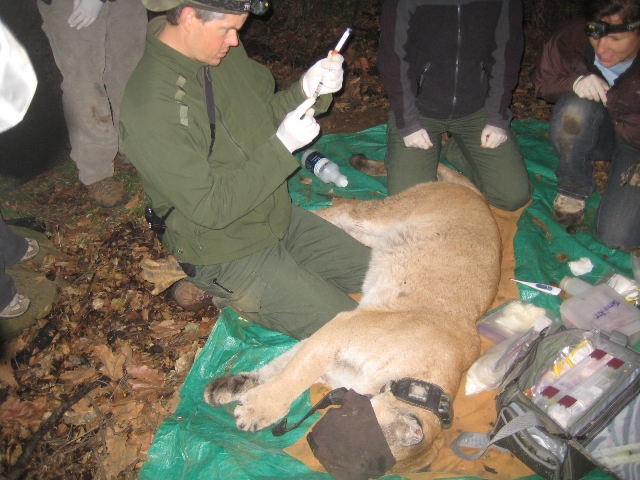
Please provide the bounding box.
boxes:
[232,322,343,432]
[203,341,305,407]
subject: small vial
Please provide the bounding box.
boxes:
[560,276,593,297]
[300,150,348,187]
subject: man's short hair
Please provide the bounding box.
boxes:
[166,5,226,25]
[585,0,640,25]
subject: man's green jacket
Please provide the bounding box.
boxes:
[120,17,331,265]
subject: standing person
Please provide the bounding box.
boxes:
[37,0,147,207]
[377,0,531,211]
[0,20,40,318]
[119,0,371,339]
[534,0,640,251]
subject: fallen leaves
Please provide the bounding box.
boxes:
[0,217,219,478]
[126,364,164,391]
[103,428,141,477]
[0,396,47,429]
[59,367,98,385]
[94,345,126,381]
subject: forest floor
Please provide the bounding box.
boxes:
[0,1,602,479]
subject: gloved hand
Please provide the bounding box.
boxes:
[277,97,320,152]
[620,160,640,187]
[403,128,433,149]
[68,0,103,30]
[573,74,610,104]
[302,52,344,98]
[481,125,508,148]
[140,257,187,295]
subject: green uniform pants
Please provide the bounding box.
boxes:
[384,109,532,211]
[189,205,371,339]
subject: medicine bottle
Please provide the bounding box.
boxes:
[300,150,348,187]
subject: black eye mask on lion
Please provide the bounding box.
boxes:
[272,388,397,480]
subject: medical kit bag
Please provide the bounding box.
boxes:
[451,326,640,480]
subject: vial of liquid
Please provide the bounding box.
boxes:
[300,150,348,187]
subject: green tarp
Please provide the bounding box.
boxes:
[140,120,634,480]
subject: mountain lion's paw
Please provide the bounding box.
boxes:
[202,373,258,406]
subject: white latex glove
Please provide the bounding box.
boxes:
[403,128,433,149]
[573,74,609,105]
[68,0,103,30]
[276,98,320,152]
[302,52,344,98]
[481,125,508,148]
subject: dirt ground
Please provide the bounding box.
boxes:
[0,1,604,479]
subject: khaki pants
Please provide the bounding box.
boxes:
[188,205,371,340]
[38,0,147,185]
[384,109,532,211]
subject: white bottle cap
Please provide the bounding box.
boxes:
[335,175,348,188]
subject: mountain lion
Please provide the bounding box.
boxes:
[203,165,501,473]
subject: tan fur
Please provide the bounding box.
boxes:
[350,153,388,176]
[203,165,501,473]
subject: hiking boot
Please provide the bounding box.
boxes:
[20,238,39,263]
[171,279,213,311]
[553,193,585,225]
[87,177,128,207]
[0,294,30,318]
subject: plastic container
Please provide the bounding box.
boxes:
[476,300,557,344]
[595,270,638,300]
[560,276,593,297]
[300,150,348,187]
[560,284,640,345]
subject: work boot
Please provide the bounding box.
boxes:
[171,279,214,311]
[87,177,128,207]
[0,294,30,318]
[553,193,585,225]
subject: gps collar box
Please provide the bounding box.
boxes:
[585,19,640,39]
[142,0,270,15]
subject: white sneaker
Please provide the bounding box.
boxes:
[19,238,39,262]
[0,294,30,318]
[553,194,585,225]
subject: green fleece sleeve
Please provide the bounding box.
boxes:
[122,112,299,230]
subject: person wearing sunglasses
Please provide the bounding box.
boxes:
[534,0,640,251]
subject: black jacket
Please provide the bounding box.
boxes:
[377,0,524,138]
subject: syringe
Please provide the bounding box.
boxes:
[311,26,353,100]
[299,27,353,120]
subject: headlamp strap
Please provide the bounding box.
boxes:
[272,387,348,437]
[388,378,453,429]
[612,19,640,33]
